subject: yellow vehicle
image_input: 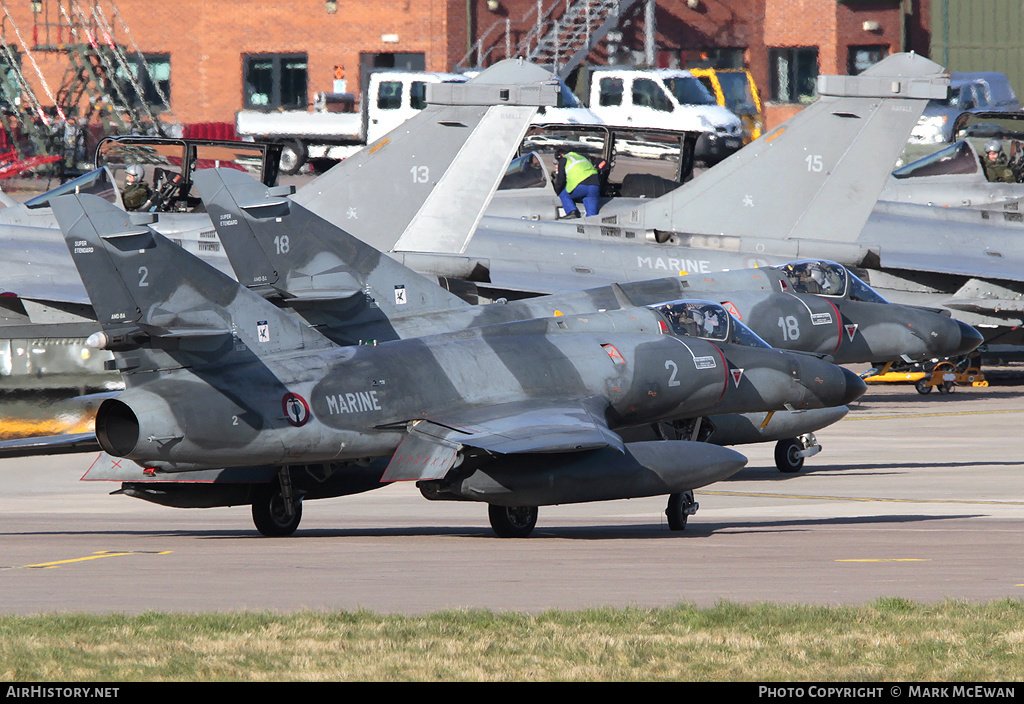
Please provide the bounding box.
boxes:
[691,67,764,144]
[862,358,988,395]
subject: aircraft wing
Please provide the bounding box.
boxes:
[866,204,1024,284]
[381,400,624,482]
[0,432,100,458]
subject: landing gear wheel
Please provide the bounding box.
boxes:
[915,379,932,394]
[488,504,538,538]
[775,437,805,473]
[666,491,698,531]
[251,479,302,537]
[278,140,307,175]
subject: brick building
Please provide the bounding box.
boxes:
[0,0,931,133]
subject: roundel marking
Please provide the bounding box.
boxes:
[282,392,311,427]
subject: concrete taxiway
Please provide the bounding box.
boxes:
[1,378,1023,615]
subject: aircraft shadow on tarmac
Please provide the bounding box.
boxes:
[735,459,1024,480]
[1,512,981,542]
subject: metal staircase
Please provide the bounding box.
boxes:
[457,0,641,79]
[0,0,173,175]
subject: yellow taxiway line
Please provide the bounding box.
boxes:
[7,550,171,570]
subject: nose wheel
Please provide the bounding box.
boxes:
[666,491,698,531]
[775,433,821,473]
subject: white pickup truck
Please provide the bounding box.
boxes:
[237,69,599,174]
[585,68,744,164]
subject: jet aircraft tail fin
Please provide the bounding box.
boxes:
[632,53,949,251]
[292,59,559,257]
[194,167,477,343]
[51,193,337,374]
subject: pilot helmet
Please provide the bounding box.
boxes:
[125,163,145,182]
[985,140,1003,156]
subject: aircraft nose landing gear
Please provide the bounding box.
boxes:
[774,433,821,473]
[666,490,698,531]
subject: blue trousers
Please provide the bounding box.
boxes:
[559,183,600,216]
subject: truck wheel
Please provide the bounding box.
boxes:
[279,140,307,175]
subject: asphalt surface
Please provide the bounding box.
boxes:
[2,377,1023,615]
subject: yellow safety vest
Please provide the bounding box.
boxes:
[564,152,597,192]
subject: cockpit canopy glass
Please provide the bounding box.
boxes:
[25,167,118,209]
[651,300,770,348]
[891,140,978,179]
[775,260,888,303]
[776,260,848,297]
[498,152,548,191]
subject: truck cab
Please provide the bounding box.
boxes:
[363,71,467,144]
[689,67,764,144]
[587,68,744,164]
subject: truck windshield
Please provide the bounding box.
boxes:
[717,72,756,112]
[664,76,717,106]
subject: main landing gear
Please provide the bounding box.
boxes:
[488,504,539,538]
[486,492,707,537]
[251,470,303,537]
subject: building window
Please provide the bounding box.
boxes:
[769,47,819,104]
[848,46,888,75]
[118,53,171,110]
[243,53,308,110]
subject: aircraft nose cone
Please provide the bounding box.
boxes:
[955,320,984,357]
[840,366,867,405]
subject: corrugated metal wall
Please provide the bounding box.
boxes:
[931,0,1024,96]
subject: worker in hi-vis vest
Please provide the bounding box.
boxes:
[552,149,601,219]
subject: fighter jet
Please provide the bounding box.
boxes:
[21,192,865,538]
[189,167,978,474]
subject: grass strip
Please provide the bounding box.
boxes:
[1,598,1023,681]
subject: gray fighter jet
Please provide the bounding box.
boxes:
[32,193,865,537]
[186,166,979,472]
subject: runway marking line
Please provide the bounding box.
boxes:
[2,550,171,570]
[702,490,1024,506]
[836,559,930,563]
